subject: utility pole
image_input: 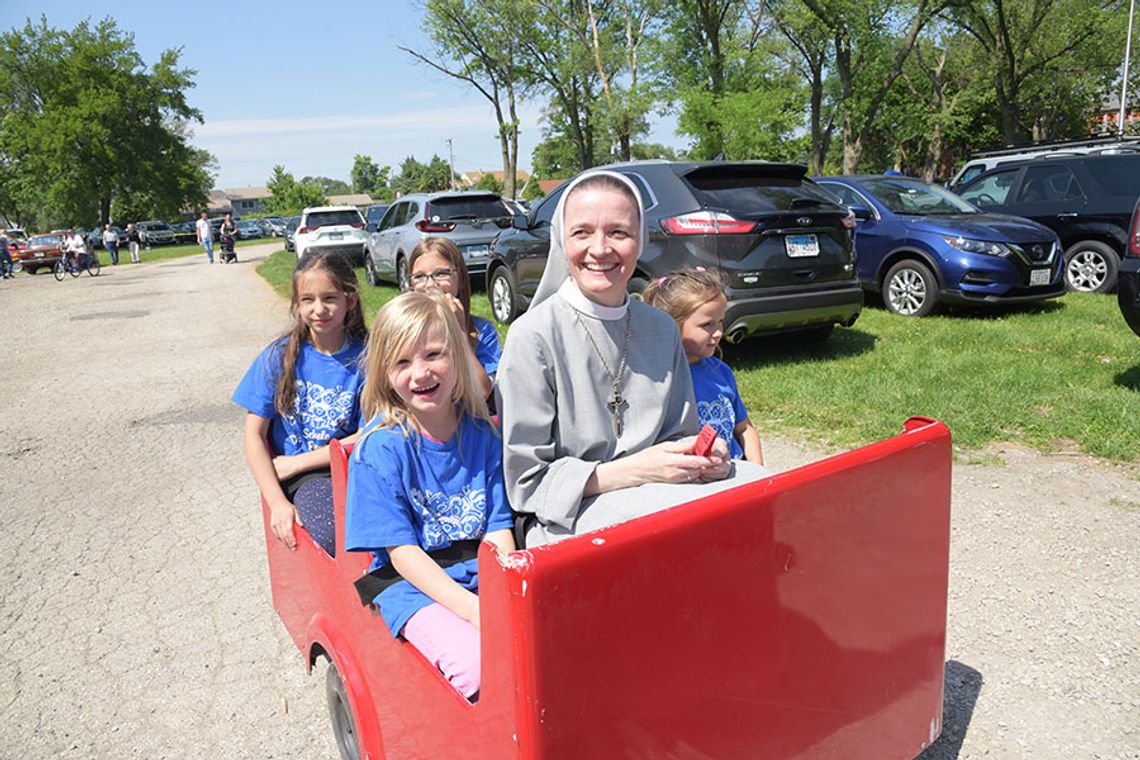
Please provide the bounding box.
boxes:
[447,138,457,191]
[1121,0,1136,136]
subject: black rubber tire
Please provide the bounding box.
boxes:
[1063,240,1118,293]
[53,261,66,281]
[627,276,650,301]
[364,253,379,287]
[326,663,361,760]
[489,266,520,324]
[883,259,940,317]
[87,256,101,276]
[396,255,409,293]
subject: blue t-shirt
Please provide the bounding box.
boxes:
[690,356,749,460]
[473,316,502,375]
[344,413,513,637]
[231,337,366,456]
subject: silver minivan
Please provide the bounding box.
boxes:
[363,191,512,288]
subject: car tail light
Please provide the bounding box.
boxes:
[415,219,457,233]
[297,226,317,235]
[661,211,756,235]
[1128,203,1140,257]
[350,223,364,229]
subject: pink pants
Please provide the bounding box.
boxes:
[402,603,481,699]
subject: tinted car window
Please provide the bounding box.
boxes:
[1085,158,1140,196]
[306,210,362,227]
[818,182,867,208]
[683,166,838,213]
[533,189,563,227]
[426,196,508,222]
[379,203,403,230]
[859,177,975,214]
[1015,165,1082,203]
[959,169,1018,206]
[31,235,63,246]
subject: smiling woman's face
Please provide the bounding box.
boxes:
[563,186,639,307]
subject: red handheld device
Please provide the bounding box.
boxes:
[692,424,717,457]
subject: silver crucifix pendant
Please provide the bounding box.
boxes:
[607,391,628,436]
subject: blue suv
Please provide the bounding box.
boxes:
[816,175,1064,316]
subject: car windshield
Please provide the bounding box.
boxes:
[426,196,508,222]
[31,235,63,246]
[306,210,362,227]
[859,178,976,215]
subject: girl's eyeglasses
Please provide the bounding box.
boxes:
[410,268,456,285]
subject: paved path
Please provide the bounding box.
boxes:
[0,245,1136,758]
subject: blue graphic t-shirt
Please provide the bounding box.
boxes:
[344,414,513,637]
[690,356,749,460]
[473,316,502,376]
[231,337,366,456]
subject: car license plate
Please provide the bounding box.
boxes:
[785,234,819,258]
[35,252,44,258]
[463,244,490,258]
[329,232,343,240]
[1030,269,1049,286]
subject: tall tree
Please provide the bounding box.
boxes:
[0,16,213,228]
[263,165,327,216]
[405,0,527,197]
[392,154,455,195]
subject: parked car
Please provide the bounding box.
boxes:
[85,225,126,249]
[136,220,176,246]
[1118,198,1140,338]
[948,135,1140,191]
[260,216,287,236]
[485,161,862,342]
[4,228,29,252]
[815,175,1064,317]
[284,215,300,252]
[956,153,1140,293]
[365,192,511,288]
[295,206,367,263]
[363,203,390,232]
[171,221,197,244]
[13,232,65,274]
[236,219,263,240]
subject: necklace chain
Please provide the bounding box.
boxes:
[572,308,632,436]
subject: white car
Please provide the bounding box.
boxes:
[295,206,367,263]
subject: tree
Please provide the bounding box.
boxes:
[351,154,392,200]
[392,154,455,196]
[474,172,505,194]
[300,176,352,195]
[0,16,213,229]
[263,165,327,216]
[405,0,528,197]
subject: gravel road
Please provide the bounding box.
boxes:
[1,243,1136,759]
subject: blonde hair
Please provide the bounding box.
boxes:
[360,291,492,433]
[642,268,727,327]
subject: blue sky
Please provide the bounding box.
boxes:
[2,1,684,191]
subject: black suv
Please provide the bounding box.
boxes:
[1119,198,1140,337]
[485,161,862,342]
[957,153,1140,293]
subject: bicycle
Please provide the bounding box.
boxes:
[53,248,101,281]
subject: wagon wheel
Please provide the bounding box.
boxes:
[326,662,361,760]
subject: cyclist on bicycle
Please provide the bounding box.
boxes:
[61,229,88,273]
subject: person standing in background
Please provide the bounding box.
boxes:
[0,232,12,279]
[125,224,142,263]
[102,224,120,265]
[196,211,214,264]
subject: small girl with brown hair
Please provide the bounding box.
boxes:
[643,269,764,464]
[232,251,368,555]
[345,291,515,700]
[407,237,501,399]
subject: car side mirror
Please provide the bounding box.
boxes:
[850,205,873,221]
[511,214,530,231]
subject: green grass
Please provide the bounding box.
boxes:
[256,249,1140,462]
[78,238,268,266]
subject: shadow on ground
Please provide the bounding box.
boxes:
[1115,363,1140,392]
[722,327,878,370]
[915,660,983,759]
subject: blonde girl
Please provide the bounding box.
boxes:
[345,291,515,700]
[643,269,764,464]
[408,237,501,399]
[232,251,368,555]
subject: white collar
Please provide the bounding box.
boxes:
[557,280,629,321]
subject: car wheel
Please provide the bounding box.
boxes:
[884,260,939,317]
[396,255,409,292]
[1064,241,1118,293]
[325,662,361,760]
[489,266,520,324]
[364,253,379,287]
[627,276,650,301]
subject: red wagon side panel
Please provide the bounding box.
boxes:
[488,417,951,760]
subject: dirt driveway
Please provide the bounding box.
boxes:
[0,243,1136,759]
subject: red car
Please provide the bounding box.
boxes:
[263,417,952,760]
[13,232,66,274]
